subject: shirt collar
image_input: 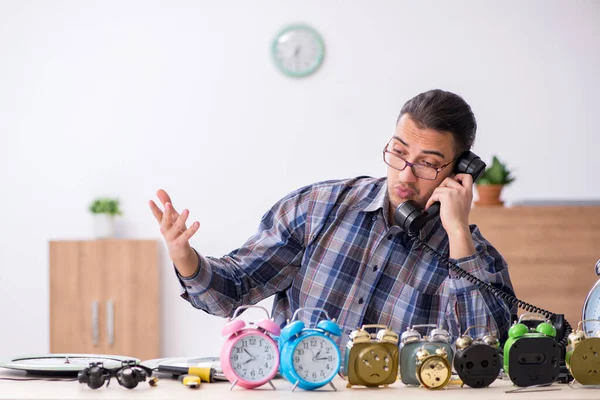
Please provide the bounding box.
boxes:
[352,178,388,213]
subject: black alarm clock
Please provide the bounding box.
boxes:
[453,325,501,388]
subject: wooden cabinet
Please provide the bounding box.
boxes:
[469,206,600,328]
[49,240,159,361]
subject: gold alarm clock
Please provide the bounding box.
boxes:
[344,324,399,388]
[566,319,600,386]
[415,346,452,390]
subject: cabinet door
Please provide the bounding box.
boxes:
[102,240,159,360]
[50,241,106,354]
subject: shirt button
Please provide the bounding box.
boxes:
[186,285,193,289]
[372,265,378,272]
[358,297,364,305]
[372,216,377,221]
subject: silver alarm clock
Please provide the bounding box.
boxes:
[582,260,600,335]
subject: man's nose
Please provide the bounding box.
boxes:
[398,164,418,183]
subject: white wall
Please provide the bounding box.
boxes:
[1,0,599,361]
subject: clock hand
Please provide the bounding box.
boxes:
[243,348,255,363]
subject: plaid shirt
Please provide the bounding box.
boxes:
[178,176,515,351]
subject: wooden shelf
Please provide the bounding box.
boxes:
[469,205,600,327]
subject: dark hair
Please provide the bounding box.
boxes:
[397,89,477,154]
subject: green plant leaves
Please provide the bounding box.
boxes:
[477,156,515,185]
[89,198,123,216]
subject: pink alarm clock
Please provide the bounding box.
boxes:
[220,305,281,390]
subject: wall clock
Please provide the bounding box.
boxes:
[271,24,325,78]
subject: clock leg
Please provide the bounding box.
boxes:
[291,381,300,392]
[229,379,238,391]
[268,380,276,390]
[328,381,337,391]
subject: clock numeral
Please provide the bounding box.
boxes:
[249,338,257,345]
[310,339,317,347]
[294,356,300,363]
[303,342,309,349]
[264,346,270,353]
[297,349,304,355]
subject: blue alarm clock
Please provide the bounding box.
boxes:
[279,307,342,391]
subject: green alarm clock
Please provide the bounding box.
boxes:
[278,307,342,391]
[503,313,560,387]
[271,24,325,78]
[399,324,453,390]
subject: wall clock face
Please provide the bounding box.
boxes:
[272,24,325,78]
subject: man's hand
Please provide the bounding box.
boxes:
[425,173,475,258]
[149,189,200,277]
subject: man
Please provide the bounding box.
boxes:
[149,89,515,351]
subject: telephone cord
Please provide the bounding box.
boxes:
[410,234,572,349]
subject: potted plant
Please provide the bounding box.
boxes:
[89,198,123,238]
[474,156,515,206]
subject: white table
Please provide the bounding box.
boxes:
[1,368,599,400]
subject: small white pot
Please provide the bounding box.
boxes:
[93,214,116,238]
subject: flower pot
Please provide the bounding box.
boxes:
[93,214,116,238]
[475,184,505,206]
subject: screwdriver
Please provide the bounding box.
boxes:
[157,365,215,382]
[179,374,201,389]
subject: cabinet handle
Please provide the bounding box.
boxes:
[91,301,99,346]
[107,300,114,346]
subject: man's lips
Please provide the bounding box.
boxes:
[393,185,416,199]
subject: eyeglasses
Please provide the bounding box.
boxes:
[382,144,454,181]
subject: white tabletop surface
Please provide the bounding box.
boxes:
[1,368,599,400]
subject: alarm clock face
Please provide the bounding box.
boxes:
[583,277,600,335]
[417,356,451,389]
[229,334,278,381]
[292,335,339,383]
[356,344,394,385]
[570,337,600,385]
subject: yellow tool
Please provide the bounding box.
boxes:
[157,365,215,382]
[180,374,201,389]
